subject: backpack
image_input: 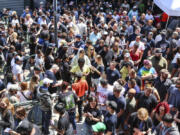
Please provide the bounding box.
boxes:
[28,104,42,125]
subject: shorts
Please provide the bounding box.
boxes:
[172,63,179,69]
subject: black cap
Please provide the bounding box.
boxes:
[34,66,41,71]
[162,113,174,123]
[54,103,66,113]
[106,100,117,110]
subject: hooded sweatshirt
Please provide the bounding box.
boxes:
[71,48,91,67]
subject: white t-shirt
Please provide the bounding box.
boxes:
[17,90,31,102]
[12,19,19,27]
[12,64,23,81]
[155,35,162,44]
[97,84,113,105]
[145,14,154,21]
[172,52,180,64]
[35,55,44,67]
[25,18,33,27]
[129,41,145,51]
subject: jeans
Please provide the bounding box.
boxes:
[2,130,10,135]
[68,111,76,130]
[82,123,93,135]
[77,96,84,120]
[42,110,52,135]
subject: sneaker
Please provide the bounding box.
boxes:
[78,117,83,123]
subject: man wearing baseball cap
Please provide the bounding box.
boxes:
[12,56,23,82]
[103,100,117,135]
[92,122,106,135]
[108,84,126,132]
[149,48,167,74]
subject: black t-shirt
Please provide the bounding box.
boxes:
[91,62,104,79]
[154,77,172,101]
[6,52,13,66]
[44,56,53,70]
[45,70,57,93]
[136,92,158,113]
[58,112,71,135]
[84,105,101,125]
[61,62,71,83]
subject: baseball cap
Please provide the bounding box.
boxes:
[162,113,174,123]
[43,78,53,84]
[155,48,162,53]
[76,34,81,38]
[15,56,23,61]
[143,60,151,65]
[124,53,130,57]
[106,100,117,110]
[92,122,106,132]
[54,103,66,113]
[34,66,41,71]
[76,72,83,78]
[103,31,108,35]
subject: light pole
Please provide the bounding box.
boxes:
[54,0,58,47]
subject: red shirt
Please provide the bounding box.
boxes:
[161,12,168,22]
[72,79,88,97]
[130,49,141,61]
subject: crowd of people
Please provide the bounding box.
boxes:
[0,0,180,135]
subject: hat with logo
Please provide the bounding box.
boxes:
[92,122,106,132]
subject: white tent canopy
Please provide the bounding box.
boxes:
[154,0,180,16]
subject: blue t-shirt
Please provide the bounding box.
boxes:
[170,86,180,108]
[167,85,177,105]
[45,70,57,84]
[104,111,117,135]
[138,66,156,77]
[108,94,126,113]
[124,83,140,96]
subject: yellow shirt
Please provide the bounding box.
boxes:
[120,66,129,80]
[70,65,90,81]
